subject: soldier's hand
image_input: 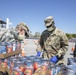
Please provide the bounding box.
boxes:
[36,51,41,57]
[50,56,58,64]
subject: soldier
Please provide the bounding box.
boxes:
[16,22,29,41]
[36,16,68,65]
[73,42,76,57]
[0,22,29,42]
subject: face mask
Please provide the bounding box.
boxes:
[47,27,54,31]
[18,34,25,40]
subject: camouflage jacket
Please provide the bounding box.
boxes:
[37,28,68,58]
[0,28,18,42]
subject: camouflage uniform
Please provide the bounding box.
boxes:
[0,22,29,42]
[0,28,16,42]
[36,16,68,64]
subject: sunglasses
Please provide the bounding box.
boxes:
[46,24,52,28]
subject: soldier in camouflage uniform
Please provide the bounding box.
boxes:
[0,22,29,42]
[36,16,68,65]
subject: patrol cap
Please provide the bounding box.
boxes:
[16,22,29,36]
[44,16,54,26]
[17,22,29,32]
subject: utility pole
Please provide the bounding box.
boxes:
[6,18,12,29]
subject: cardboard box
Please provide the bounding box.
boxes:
[0,50,21,59]
[0,65,13,75]
[33,70,50,75]
[56,72,62,75]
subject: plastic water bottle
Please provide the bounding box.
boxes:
[66,65,76,75]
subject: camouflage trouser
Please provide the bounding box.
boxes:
[42,51,64,65]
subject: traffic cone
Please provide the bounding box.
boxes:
[72,47,74,52]
[22,50,25,56]
[21,42,25,56]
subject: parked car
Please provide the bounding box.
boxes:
[69,38,76,43]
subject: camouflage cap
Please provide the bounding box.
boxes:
[16,22,29,37]
[44,16,54,26]
[16,22,29,32]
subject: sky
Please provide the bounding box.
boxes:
[0,0,76,34]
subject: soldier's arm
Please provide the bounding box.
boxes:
[10,30,18,41]
[57,33,68,57]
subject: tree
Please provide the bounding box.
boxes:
[34,32,41,38]
[66,33,73,39]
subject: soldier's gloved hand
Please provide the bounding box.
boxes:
[36,51,41,57]
[50,56,58,64]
